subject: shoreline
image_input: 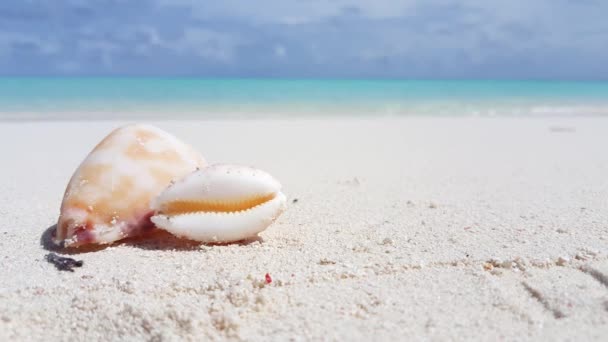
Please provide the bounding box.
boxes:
[3,110,608,121]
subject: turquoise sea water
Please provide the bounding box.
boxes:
[1,78,607,119]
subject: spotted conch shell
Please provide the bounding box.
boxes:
[55,124,206,247]
[151,164,286,243]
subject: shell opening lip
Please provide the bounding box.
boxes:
[158,193,278,216]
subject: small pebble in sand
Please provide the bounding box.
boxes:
[292,198,298,203]
[265,273,272,284]
[483,262,494,271]
[429,202,437,209]
[381,237,393,245]
[319,258,337,265]
[556,256,569,266]
[45,253,83,272]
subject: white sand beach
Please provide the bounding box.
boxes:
[0,117,607,341]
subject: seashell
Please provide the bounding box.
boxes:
[151,164,286,243]
[55,124,206,247]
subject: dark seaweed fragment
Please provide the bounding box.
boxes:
[45,253,83,272]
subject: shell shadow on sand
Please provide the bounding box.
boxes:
[40,224,265,255]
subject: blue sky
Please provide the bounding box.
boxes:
[0,0,607,79]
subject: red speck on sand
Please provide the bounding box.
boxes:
[265,273,272,284]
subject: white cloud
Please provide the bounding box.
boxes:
[155,0,418,23]
[170,28,244,63]
[0,32,59,57]
[274,45,287,58]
